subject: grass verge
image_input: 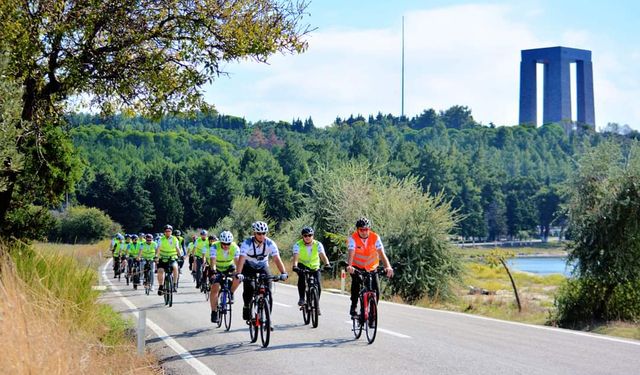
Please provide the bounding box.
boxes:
[0,240,159,374]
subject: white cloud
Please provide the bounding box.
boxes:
[204,3,640,129]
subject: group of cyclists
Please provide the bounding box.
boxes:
[110,217,394,331]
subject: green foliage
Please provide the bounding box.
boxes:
[553,278,640,327]
[214,196,270,242]
[556,140,640,326]
[51,206,115,244]
[308,162,461,302]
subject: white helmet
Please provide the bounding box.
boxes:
[252,221,269,233]
[219,230,234,243]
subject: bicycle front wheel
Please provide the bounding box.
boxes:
[310,287,319,328]
[259,300,271,348]
[216,292,224,328]
[249,300,258,343]
[365,294,377,344]
[223,291,232,331]
[302,289,310,325]
[352,296,363,339]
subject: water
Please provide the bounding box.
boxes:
[506,256,574,276]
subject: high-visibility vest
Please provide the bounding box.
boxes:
[296,239,320,270]
[127,241,141,257]
[350,231,380,271]
[140,242,157,260]
[114,241,127,256]
[158,235,179,259]
[210,241,239,272]
[193,238,209,258]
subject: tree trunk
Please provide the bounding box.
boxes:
[500,258,522,312]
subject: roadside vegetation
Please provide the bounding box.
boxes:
[0,240,158,374]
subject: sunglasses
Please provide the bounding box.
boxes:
[221,242,231,247]
[358,228,370,231]
[255,232,266,236]
[302,234,313,238]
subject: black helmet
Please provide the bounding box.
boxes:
[164,224,173,231]
[355,217,371,228]
[301,226,314,236]
[131,234,138,240]
[175,229,182,236]
[125,234,132,239]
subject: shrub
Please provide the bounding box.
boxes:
[52,206,115,243]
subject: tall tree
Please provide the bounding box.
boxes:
[0,0,311,234]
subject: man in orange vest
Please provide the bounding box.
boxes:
[346,217,394,317]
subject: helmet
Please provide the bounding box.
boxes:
[116,234,124,240]
[145,234,153,240]
[208,235,216,241]
[131,234,138,240]
[125,234,131,239]
[301,226,314,236]
[174,230,182,236]
[164,224,173,231]
[252,221,269,233]
[355,217,371,228]
[219,230,234,243]
[200,229,208,236]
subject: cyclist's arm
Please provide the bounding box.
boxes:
[346,250,355,274]
[320,252,330,266]
[236,255,246,275]
[291,242,300,268]
[272,254,287,274]
[210,254,217,272]
[292,253,299,268]
[376,249,394,277]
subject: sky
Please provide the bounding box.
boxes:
[203,0,640,130]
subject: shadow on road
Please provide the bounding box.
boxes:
[147,327,212,344]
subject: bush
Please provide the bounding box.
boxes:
[51,206,116,243]
[552,278,640,328]
[308,162,461,302]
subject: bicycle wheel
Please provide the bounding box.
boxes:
[310,287,319,328]
[352,296,363,339]
[168,275,174,307]
[164,275,171,306]
[259,300,271,348]
[302,289,310,325]
[224,290,232,331]
[365,294,378,344]
[249,300,258,343]
[117,261,121,281]
[216,292,224,328]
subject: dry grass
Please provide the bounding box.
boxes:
[0,242,160,374]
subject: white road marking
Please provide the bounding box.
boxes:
[101,260,217,375]
[273,302,292,308]
[343,321,411,339]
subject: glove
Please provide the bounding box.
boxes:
[236,274,245,282]
[323,264,333,272]
[279,273,288,281]
[292,266,300,273]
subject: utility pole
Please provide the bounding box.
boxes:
[401,16,405,118]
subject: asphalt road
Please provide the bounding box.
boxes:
[100,260,640,375]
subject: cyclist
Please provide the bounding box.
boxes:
[191,230,210,288]
[112,233,126,277]
[187,234,197,272]
[208,230,240,323]
[137,233,157,291]
[175,229,186,273]
[236,221,288,321]
[346,217,394,317]
[292,226,331,313]
[155,224,181,296]
[127,234,143,288]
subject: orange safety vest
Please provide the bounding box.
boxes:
[350,231,380,271]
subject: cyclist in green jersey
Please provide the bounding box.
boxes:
[112,233,126,277]
[292,226,331,311]
[192,230,210,289]
[155,224,181,295]
[137,233,157,291]
[128,234,143,288]
[208,230,240,323]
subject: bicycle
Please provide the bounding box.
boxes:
[129,258,140,290]
[245,274,282,348]
[142,261,153,295]
[200,263,210,299]
[215,271,234,331]
[294,266,330,328]
[351,267,386,344]
[119,256,129,284]
[159,258,175,307]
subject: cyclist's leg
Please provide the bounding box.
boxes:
[296,268,306,304]
[242,266,258,319]
[171,260,179,290]
[373,272,380,302]
[350,270,362,315]
[314,268,322,301]
[210,274,221,311]
[157,261,165,288]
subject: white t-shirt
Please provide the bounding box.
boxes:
[239,237,279,269]
[347,235,384,252]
